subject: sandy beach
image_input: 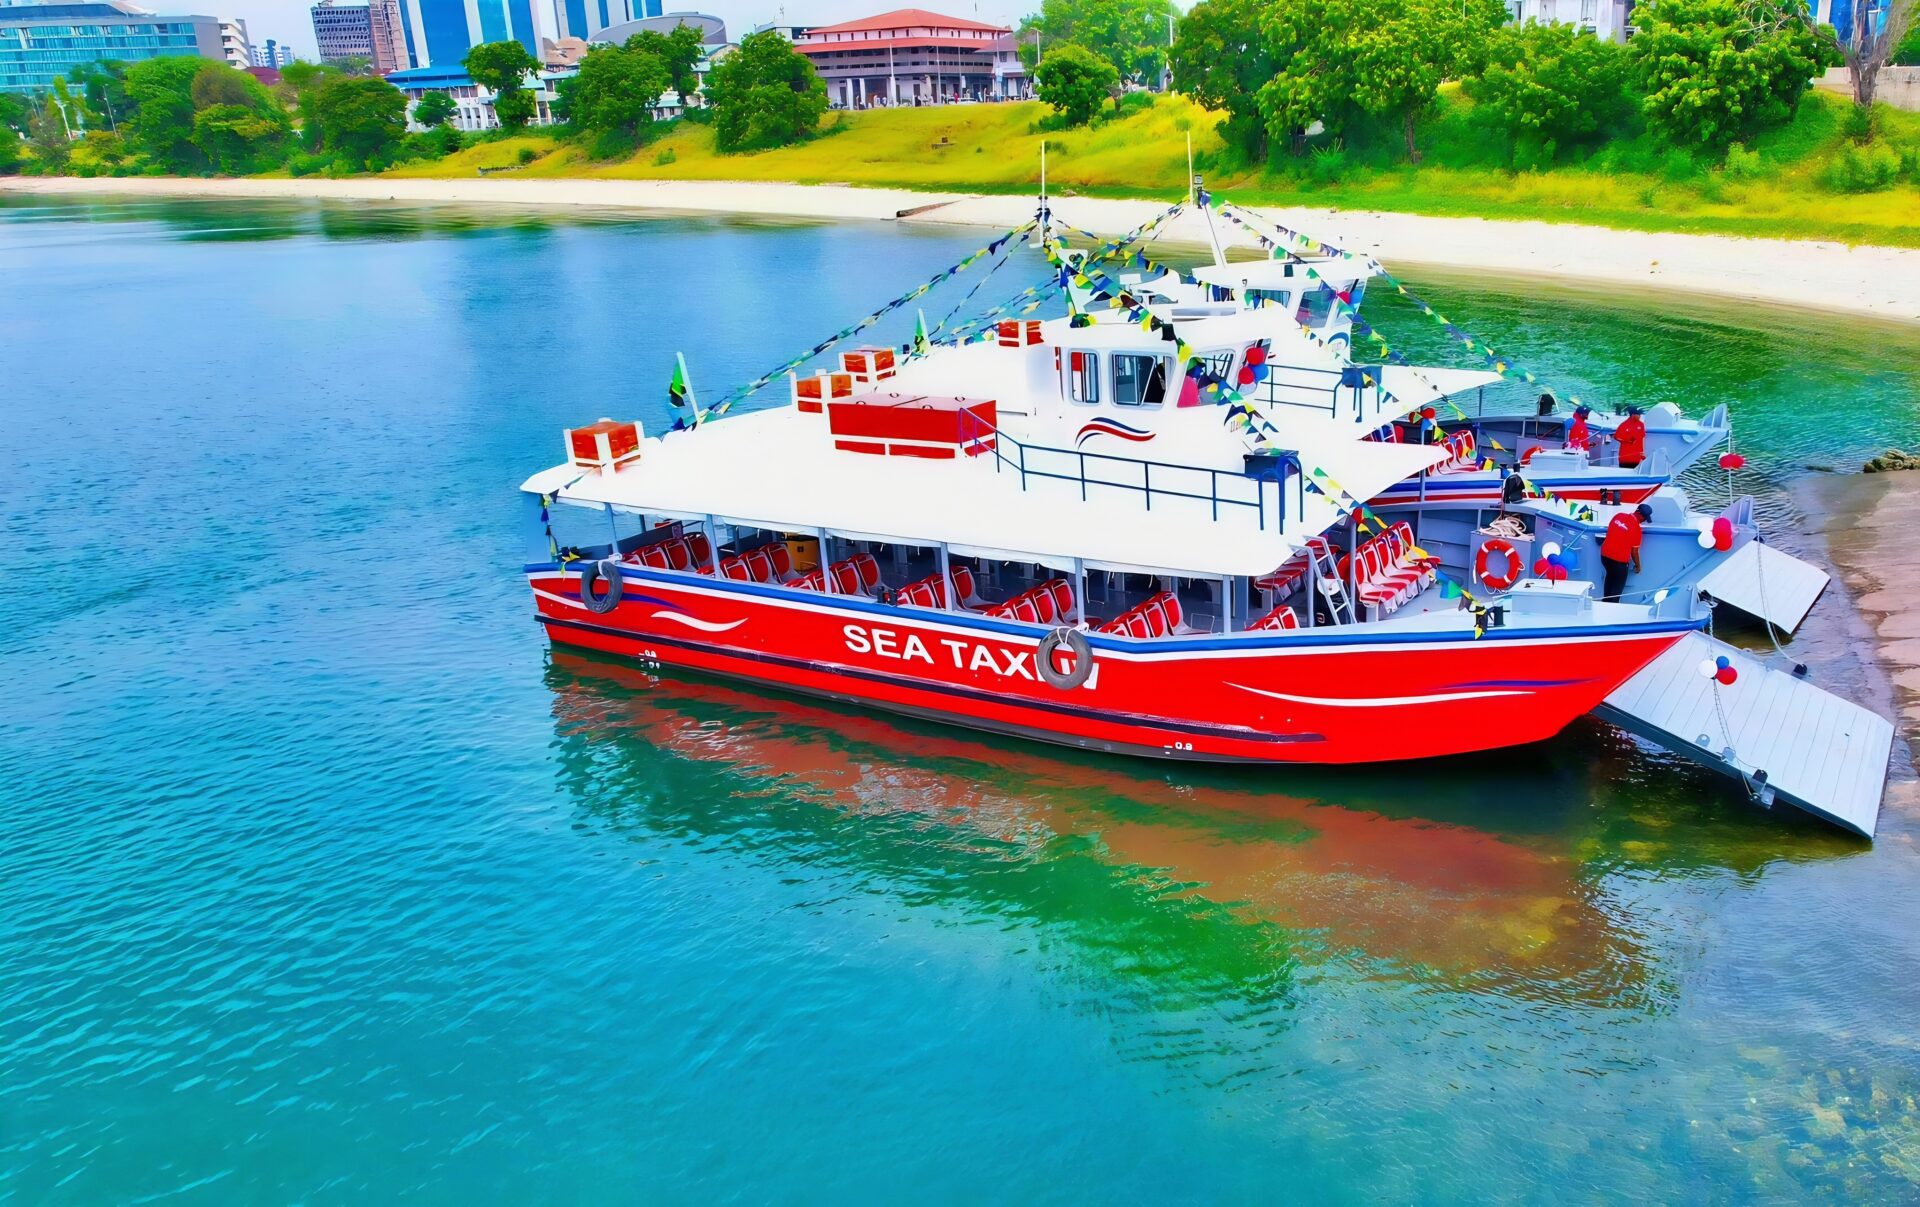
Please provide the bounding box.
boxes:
[5,174,1919,325]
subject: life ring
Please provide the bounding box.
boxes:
[579,558,623,614]
[1520,446,1539,466]
[1476,539,1522,592]
[1036,626,1093,691]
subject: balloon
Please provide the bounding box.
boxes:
[1534,559,1550,575]
[1421,407,1437,420]
[1698,659,1718,679]
[1550,566,1568,582]
[1712,516,1733,538]
[1547,552,1564,568]
[1715,534,1734,552]
[1716,666,1738,686]
[1718,452,1746,471]
[1716,655,1730,669]
[1251,363,1269,383]
[1697,530,1717,549]
[1237,367,1255,385]
[1245,344,1267,367]
[1541,541,1562,559]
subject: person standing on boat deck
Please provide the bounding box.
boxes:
[1600,503,1653,601]
[1616,405,1648,468]
[1565,404,1593,453]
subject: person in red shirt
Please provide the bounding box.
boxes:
[1600,503,1653,601]
[1565,404,1592,452]
[1616,406,1647,468]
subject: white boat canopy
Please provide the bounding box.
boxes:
[523,406,1447,578]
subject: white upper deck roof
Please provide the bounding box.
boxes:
[524,405,1445,578]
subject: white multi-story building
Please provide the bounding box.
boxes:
[217,16,254,66]
[1505,0,1635,41]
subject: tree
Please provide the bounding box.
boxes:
[192,103,287,173]
[1170,0,1296,159]
[124,55,208,170]
[306,75,407,168]
[570,42,670,139]
[413,89,457,127]
[1467,21,1634,159]
[1024,0,1178,85]
[1632,0,1834,152]
[1803,0,1915,109]
[1033,42,1120,125]
[465,39,540,130]
[0,127,21,175]
[27,93,72,171]
[0,93,27,138]
[706,29,827,151]
[625,22,705,102]
[67,61,129,131]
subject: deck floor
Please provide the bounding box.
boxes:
[1598,631,1894,837]
[1698,541,1831,633]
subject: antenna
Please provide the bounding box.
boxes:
[1038,139,1050,253]
[1185,131,1194,203]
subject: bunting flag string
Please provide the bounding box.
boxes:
[680,218,1040,426]
[924,225,1035,349]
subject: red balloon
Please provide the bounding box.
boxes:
[1716,534,1733,551]
[1245,345,1267,367]
[1421,407,1437,420]
[1716,666,1738,685]
[1237,366,1255,385]
[1549,566,1569,582]
[1718,452,1746,471]
[1533,559,1550,575]
[1712,516,1733,537]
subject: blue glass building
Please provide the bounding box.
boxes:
[401,0,535,66]
[0,0,220,94]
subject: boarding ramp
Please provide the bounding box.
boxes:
[1597,631,1893,838]
[1698,540,1831,634]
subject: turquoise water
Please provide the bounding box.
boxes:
[3,197,1919,1202]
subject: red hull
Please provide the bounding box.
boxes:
[529,567,1695,765]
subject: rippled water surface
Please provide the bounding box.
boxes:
[3,197,1919,1202]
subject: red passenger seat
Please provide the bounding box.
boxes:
[1249,604,1299,631]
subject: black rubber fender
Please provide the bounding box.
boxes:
[579,558,624,614]
[1036,626,1093,690]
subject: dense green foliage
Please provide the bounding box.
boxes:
[706,30,827,152]
[1019,0,1178,84]
[566,41,670,142]
[1468,22,1634,160]
[464,40,541,131]
[1034,43,1120,125]
[305,76,408,169]
[624,23,705,102]
[0,93,28,137]
[412,90,457,128]
[1629,0,1835,151]
[1171,0,1300,159]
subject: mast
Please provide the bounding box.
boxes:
[1038,139,1051,258]
[1189,133,1227,268]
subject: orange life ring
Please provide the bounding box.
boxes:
[1520,446,1539,466]
[1476,539,1522,591]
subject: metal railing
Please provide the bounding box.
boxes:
[1248,363,1393,424]
[959,411,1303,532]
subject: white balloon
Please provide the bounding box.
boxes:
[1698,659,1719,679]
[1540,541,1562,559]
[1697,530,1717,549]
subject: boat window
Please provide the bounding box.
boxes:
[1197,348,1236,380]
[1296,284,1338,328]
[1207,284,1232,303]
[1067,350,1100,404]
[1111,354,1169,407]
[1245,287,1293,310]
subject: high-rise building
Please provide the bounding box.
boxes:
[310,0,406,70]
[253,36,295,66]
[0,0,224,94]
[398,0,535,66]
[216,14,252,66]
[550,0,662,43]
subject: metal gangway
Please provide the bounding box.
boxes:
[1596,631,1895,838]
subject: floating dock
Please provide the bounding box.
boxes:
[1597,631,1894,838]
[1698,541,1831,633]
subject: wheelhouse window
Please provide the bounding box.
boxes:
[1245,287,1293,310]
[1296,283,1338,328]
[1067,349,1100,404]
[1198,348,1237,380]
[1111,354,1169,407]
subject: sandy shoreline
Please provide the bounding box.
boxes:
[5,174,1919,325]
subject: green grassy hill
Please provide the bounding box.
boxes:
[384,90,1920,247]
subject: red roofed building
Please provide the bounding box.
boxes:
[792,8,1023,108]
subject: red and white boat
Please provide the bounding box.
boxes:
[521,229,1706,766]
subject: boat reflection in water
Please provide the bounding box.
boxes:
[544,650,1860,1007]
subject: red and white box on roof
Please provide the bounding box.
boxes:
[840,346,897,384]
[565,418,644,472]
[826,394,997,460]
[791,371,856,414]
[997,319,1043,347]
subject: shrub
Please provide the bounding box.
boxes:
[1821,142,1901,192]
[1630,0,1835,152]
[517,145,536,164]
[1306,143,1347,184]
[287,151,333,176]
[652,145,676,166]
[1467,21,1634,159]
[1722,142,1763,181]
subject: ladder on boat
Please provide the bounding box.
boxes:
[1595,631,1895,838]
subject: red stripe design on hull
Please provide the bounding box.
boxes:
[530,571,1691,765]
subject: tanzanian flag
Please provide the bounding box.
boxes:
[913,309,929,357]
[667,356,690,410]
